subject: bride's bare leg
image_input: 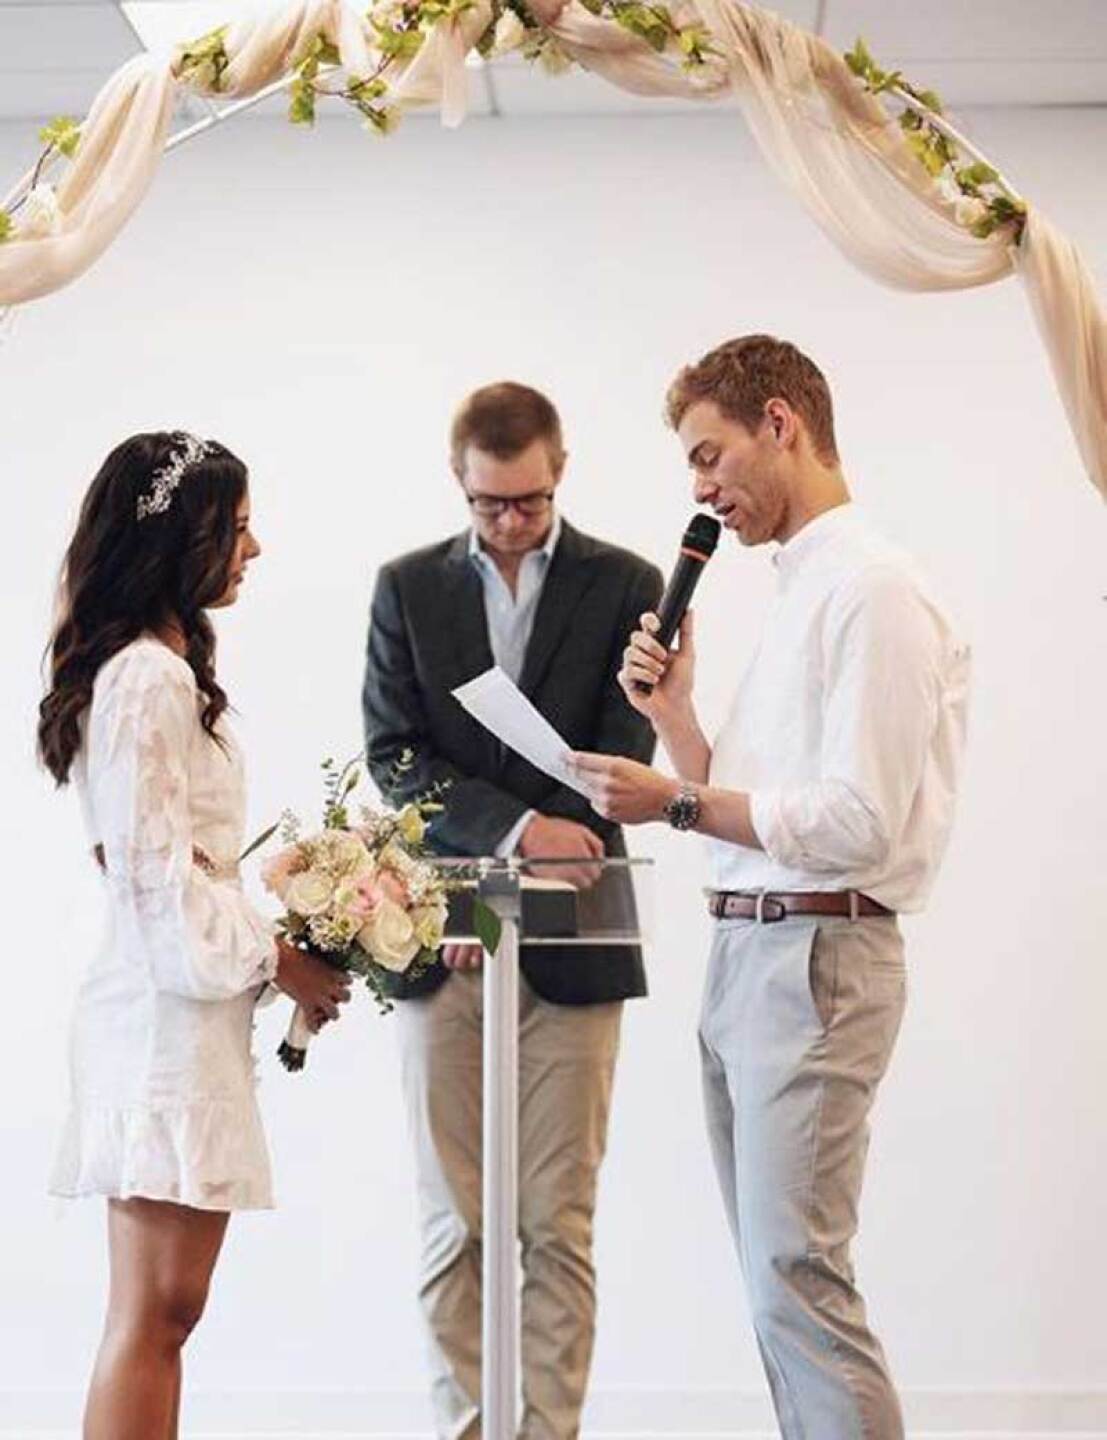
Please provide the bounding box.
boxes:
[83,1197,229,1440]
[169,1366,183,1439]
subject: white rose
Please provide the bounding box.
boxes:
[412,901,447,950]
[319,829,372,874]
[493,10,528,54]
[378,841,415,875]
[358,896,421,972]
[19,185,61,239]
[285,869,335,917]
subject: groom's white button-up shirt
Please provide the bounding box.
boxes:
[708,503,971,913]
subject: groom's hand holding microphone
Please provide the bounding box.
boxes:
[572,613,695,823]
[574,511,719,824]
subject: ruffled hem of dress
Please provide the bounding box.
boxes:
[49,1099,274,1212]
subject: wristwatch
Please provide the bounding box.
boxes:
[663,783,702,832]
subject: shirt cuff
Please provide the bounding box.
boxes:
[496,810,536,858]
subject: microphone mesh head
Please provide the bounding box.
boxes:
[683,512,722,555]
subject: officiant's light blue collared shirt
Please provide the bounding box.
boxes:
[468,513,562,685]
[468,513,562,853]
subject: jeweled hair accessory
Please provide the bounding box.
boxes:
[136,433,213,522]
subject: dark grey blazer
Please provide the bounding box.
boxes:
[362,519,663,1006]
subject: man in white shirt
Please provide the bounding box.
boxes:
[573,335,970,1440]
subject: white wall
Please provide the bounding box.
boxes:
[1,104,1106,1437]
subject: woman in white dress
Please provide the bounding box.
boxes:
[37,431,352,1440]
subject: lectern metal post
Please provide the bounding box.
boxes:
[479,863,522,1440]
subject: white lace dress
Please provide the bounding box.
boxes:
[50,638,279,1211]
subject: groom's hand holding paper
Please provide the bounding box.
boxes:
[570,751,678,825]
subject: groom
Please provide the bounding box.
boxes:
[573,335,971,1439]
[362,380,662,1440]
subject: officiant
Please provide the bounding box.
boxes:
[361,380,662,1440]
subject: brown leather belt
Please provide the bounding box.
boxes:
[706,890,894,923]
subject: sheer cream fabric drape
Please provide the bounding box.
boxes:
[1,0,1103,497]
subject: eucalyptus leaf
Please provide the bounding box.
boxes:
[238,819,281,865]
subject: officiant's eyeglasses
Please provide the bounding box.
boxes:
[466,491,555,518]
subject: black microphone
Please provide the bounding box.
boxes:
[634,512,721,694]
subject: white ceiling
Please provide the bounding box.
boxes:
[0,0,1103,124]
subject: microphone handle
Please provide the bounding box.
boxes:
[633,555,705,695]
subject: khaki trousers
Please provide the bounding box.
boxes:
[397,970,622,1440]
[699,916,907,1440]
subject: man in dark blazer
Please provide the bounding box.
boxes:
[363,381,661,1440]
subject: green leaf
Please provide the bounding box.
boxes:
[177,24,230,92]
[989,194,1023,221]
[906,130,947,178]
[373,22,425,59]
[39,115,81,159]
[0,210,13,244]
[957,161,999,189]
[472,897,503,957]
[677,25,717,66]
[611,2,672,52]
[844,36,874,79]
[289,79,317,125]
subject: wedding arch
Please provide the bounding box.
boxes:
[1,0,1103,500]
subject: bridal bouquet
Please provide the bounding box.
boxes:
[258,755,449,1071]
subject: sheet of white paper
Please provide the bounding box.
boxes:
[452,666,592,799]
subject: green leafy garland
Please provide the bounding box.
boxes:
[845,38,1026,241]
[0,12,1023,247]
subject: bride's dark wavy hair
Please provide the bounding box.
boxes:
[38,431,249,786]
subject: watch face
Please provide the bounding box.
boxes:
[666,790,700,830]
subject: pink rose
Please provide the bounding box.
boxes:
[261,844,306,900]
[378,867,410,907]
[354,873,384,915]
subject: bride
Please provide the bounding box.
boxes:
[37,431,352,1440]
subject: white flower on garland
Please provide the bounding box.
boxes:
[492,9,528,55]
[954,195,988,230]
[19,184,61,239]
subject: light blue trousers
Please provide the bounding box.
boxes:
[699,915,907,1440]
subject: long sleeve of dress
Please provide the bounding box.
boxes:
[91,647,277,1002]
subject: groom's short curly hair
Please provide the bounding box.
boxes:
[450,382,565,477]
[666,335,839,464]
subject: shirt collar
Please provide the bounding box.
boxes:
[771,501,859,583]
[469,512,562,567]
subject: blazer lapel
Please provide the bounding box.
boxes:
[519,521,596,699]
[442,532,495,685]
